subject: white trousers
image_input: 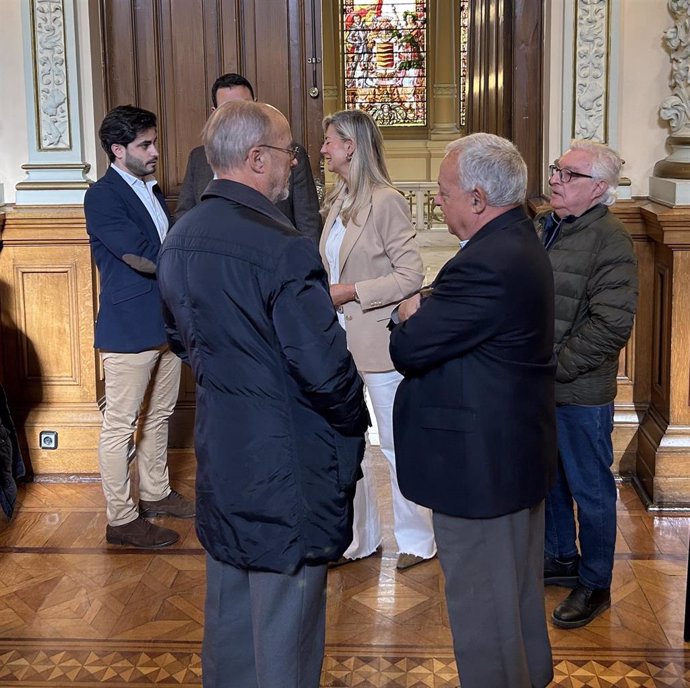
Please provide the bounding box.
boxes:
[344,370,436,559]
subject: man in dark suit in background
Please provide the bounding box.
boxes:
[84,106,194,549]
[175,73,322,242]
[158,101,368,688]
[390,133,557,688]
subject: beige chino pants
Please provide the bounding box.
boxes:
[98,348,182,526]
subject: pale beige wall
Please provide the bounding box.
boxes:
[0,1,28,205]
[76,1,100,181]
[545,0,670,199]
[0,0,99,206]
[618,0,669,197]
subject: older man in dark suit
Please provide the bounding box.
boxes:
[84,106,194,549]
[175,73,322,243]
[390,133,557,688]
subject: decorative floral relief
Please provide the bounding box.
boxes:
[574,0,608,141]
[33,0,70,149]
[660,0,690,135]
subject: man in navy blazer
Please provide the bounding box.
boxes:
[84,106,194,549]
[175,72,322,243]
[390,134,557,688]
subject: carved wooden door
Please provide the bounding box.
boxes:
[100,0,324,203]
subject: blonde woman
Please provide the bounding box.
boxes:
[319,109,436,570]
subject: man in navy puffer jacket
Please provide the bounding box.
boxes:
[158,101,368,688]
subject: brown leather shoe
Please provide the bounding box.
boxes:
[139,490,195,519]
[106,516,179,548]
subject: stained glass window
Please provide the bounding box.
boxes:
[341,1,428,127]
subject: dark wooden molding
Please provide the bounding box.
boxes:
[467,0,543,198]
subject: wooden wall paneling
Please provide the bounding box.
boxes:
[468,0,510,138]
[100,0,137,109]
[302,0,324,172]
[0,208,102,476]
[281,0,324,170]
[610,204,654,475]
[651,250,672,415]
[246,0,290,114]
[159,0,216,198]
[218,0,241,76]
[286,0,309,149]
[132,1,161,118]
[466,0,543,199]
[512,0,542,199]
[101,0,320,199]
[222,0,321,176]
[635,203,690,506]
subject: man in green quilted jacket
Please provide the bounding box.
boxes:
[536,140,638,629]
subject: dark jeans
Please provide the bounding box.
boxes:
[544,402,616,589]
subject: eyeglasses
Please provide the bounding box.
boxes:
[548,164,595,184]
[258,144,299,161]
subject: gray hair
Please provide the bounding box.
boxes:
[321,109,394,224]
[568,140,622,206]
[202,101,273,172]
[445,133,527,206]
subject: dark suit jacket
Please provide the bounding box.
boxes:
[175,143,322,242]
[158,179,368,573]
[390,207,557,519]
[84,166,171,352]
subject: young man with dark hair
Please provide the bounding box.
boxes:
[84,105,194,549]
[176,73,322,243]
[98,105,158,162]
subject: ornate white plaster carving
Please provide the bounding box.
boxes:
[659,0,690,135]
[574,0,608,141]
[32,0,71,150]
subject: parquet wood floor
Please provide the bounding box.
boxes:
[0,448,688,687]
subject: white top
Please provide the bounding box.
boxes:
[111,164,169,242]
[325,215,347,330]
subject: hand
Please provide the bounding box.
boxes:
[398,293,421,322]
[330,283,357,307]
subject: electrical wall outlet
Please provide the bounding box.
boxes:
[39,430,58,450]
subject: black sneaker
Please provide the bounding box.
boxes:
[552,584,611,629]
[544,555,579,587]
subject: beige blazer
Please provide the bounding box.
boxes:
[320,185,424,372]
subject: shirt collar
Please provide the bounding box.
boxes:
[111,163,158,189]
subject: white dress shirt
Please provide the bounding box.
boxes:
[111,164,169,242]
[325,215,347,329]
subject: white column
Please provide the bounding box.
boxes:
[16,0,92,205]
